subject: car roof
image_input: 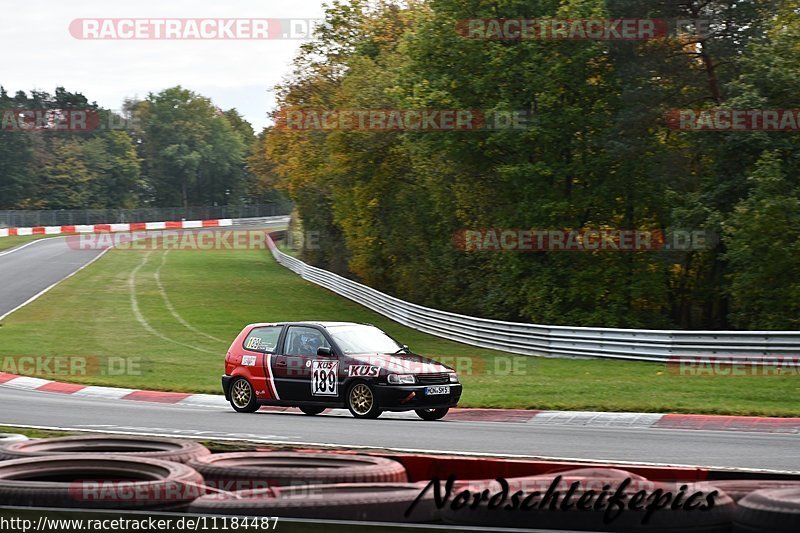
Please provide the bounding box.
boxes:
[247,321,370,329]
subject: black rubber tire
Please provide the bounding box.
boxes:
[188,451,408,487]
[416,408,449,421]
[0,454,204,510]
[734,488,800,532]
[299,406,326,416]
[188,482,438,522]
[544,467,647,479]
[0,435,210,464]
[698,479,800,502]
[442,478,735,531]
[229,376,259,413]
[346,381,381,419]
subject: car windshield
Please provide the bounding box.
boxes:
[327,325,402,354]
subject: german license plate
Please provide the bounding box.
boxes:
[424,385,450,396]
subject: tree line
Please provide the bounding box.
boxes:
[251,0,800,330]
[0,86,282,211]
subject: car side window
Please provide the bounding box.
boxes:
[242,326,282,353]
[284,326,331,356]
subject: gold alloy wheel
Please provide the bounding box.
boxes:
[232,379,252,409]
[349,383,374,416]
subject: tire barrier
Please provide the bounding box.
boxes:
[451,467,651,494]
[188,451,408,487]
[0,437,797,529]
[697,479,800,503]
[0,433,28,444]
[188,482,438,522]
[0,435,210,464]
[544,467,649,479]
[733,488,800,532]
[450,468,655,494]
[0,455,204,510]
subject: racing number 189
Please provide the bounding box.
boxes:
[314,368,335,393]
[312,361,338,396]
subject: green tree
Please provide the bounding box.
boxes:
[83,131,142,208]
[253,0,796,330]
[0,87,35,208]
[32,138,93,209]
[136,87,248,208]
[725,152,800,329]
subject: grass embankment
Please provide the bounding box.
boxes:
[0,426,74,439]
[0,246,797,416]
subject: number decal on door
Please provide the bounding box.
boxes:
[311,361,339,397]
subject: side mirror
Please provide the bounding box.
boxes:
[317,347,333,357]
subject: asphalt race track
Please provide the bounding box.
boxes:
[0,218,288,320]
[0,387,798,471]
[0,225,798,474]
[0,237,106,319]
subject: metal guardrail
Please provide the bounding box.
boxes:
[233,216,291,227]
[266,234,800,362]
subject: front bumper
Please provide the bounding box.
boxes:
[374,383,462,411]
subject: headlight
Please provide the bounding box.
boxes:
[449,373,459,383]
[387,374,416,385]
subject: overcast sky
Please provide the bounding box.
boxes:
[1,0,329,131]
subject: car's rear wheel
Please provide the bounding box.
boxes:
[230,377,259,413]
[415,408,449,421]
[346,382,381,419]
[300,406,326,416]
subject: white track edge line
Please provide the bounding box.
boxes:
[0,247,111,322]
[0,235,65,258]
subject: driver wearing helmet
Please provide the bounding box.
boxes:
[300,333,322,355]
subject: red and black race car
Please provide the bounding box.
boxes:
[222,321,462,420]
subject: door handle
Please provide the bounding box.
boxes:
[276,359,287,367]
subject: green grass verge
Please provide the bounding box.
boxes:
[0,247,797,416]
[0,235,52,252]
[0,426,74,439]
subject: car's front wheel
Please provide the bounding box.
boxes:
[229,377,259,413]
[346,382,381,419]
[415,408,449,421]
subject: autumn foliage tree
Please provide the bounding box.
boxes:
[250,0,799,330]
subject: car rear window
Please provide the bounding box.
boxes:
[243,326,282,353]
